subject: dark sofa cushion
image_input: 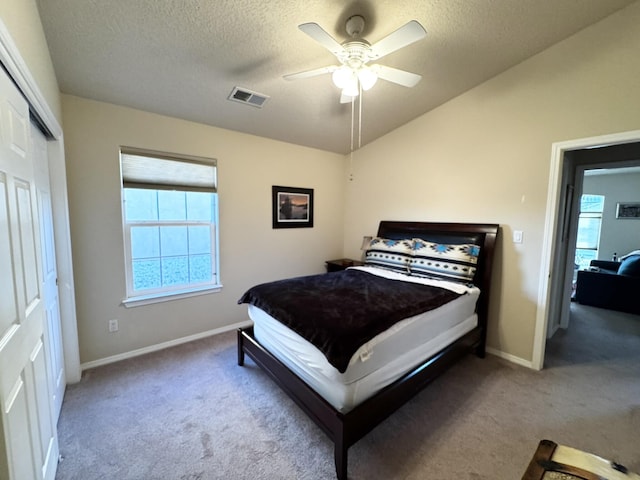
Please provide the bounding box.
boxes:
[575,268,640,315]
[617,255,640,277]
[590,259,621,273]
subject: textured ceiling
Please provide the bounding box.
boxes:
[36,0,636,154]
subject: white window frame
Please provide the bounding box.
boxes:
[575,194,604,270]
[120,148,221,307]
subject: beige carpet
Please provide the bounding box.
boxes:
[55,303,640,479]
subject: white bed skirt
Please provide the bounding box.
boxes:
[249,283,479,413]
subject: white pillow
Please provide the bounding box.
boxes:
[410,239,480,284]
[364,237,413,274]
[620,250,640,261]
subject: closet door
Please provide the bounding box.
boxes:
[32,124,66,420]
[0,65,58,480]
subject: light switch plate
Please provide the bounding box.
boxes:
[513,230,523,244]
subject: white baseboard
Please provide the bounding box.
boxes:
[80,321,534,373]
[486,346,534,369]
[80,320,252,371]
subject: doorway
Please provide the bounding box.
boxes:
[554,142,640,334]
[533,130,640,370]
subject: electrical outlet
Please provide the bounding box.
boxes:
[108,319,119,332]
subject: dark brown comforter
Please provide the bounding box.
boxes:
[238,269,463,372]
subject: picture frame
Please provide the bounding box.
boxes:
[616,202,640,219]
[272,185,314,228]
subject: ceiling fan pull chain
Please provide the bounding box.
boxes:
[351,95,355,153]
[358,83,363,150]
[349,95,355,181]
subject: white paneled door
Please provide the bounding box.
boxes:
[0,67,58,479]
[32,125,66,420]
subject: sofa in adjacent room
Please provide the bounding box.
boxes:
[574,254,640,315]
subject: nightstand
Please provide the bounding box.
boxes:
[325,258,364,273]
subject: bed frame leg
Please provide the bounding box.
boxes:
[237,329,245,366]
[334,439,348,480]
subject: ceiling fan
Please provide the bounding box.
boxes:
[284,15,427,103]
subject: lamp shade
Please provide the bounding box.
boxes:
[357,67,378,91]
[342,74,359,97]
[332,66,353,89]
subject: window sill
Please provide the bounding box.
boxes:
[122,284,223,308]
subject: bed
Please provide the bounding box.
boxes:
[237,221,499,479]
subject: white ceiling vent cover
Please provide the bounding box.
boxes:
[227,87,270,108]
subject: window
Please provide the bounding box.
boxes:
[575,194,604,270]
[120,148,219,306]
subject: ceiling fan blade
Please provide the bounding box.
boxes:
[369,20,427,60]
[283,65,337,81]
[298,22,345,57]
[371,64,422,87]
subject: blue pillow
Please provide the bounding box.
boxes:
[617,255,640,277]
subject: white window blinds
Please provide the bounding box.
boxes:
[121,149,217,193]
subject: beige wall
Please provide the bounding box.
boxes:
[343,2,640,363]
[0,0,61,123]
[583,172,640,261]
[62,95,345,363]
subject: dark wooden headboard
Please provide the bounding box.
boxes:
[376,221,499,342]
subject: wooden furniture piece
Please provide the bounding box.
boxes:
[325,258,365,272]
[238,221,499,480]
[522,439,639,480]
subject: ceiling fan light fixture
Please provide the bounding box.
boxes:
[342,88,358,99]
[357,67,378,91]
[334,65,376,94]
[332,66,353,89]
[342,75,360,97]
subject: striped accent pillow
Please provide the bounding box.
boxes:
[410,239,480,283]
[364,237,413,274]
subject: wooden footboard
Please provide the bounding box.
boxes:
[238,325,483,480]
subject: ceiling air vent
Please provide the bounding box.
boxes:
[227,87,269,108]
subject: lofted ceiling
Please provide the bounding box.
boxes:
[36,0,636,154]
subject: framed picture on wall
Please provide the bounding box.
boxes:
[272,185,314,228]
[616,202,640,219]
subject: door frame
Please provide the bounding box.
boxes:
[0,19,81,382]
[533,129,640,370]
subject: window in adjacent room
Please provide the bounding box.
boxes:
[120,148,220,307]
[574,194,605,270]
